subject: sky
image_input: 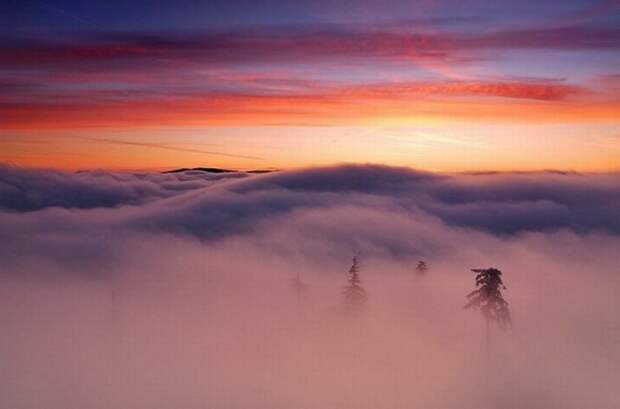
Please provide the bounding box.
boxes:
[1,0,619,170]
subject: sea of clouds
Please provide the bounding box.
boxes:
[1,163,619,409]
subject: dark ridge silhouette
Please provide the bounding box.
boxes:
[246,169,278,174]
[163,167,235,174]
[163,167,278,174]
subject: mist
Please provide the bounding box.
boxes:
[1,164,618,409]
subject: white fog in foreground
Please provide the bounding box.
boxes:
[1,164,619,409]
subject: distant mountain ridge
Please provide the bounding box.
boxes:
[163,167,276,174]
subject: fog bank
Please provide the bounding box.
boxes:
[1,164,618,409]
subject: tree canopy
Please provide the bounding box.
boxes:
[344,256,366,308]
[464,268,511,330]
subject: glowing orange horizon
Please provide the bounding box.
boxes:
[3,88,619,131]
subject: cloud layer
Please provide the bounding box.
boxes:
[3,164,618,235]
[3,26,619,69]
[1,164,619,409]
[0,164,247,211]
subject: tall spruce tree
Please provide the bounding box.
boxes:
[344,255,366,309]
[464,268,511,348]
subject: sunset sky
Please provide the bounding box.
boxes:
[1,0,619,171]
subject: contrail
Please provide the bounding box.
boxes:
[84,137,264,161]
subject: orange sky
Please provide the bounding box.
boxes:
[2,86,619,171]
[2,1,620,172]
[2,121,619,172]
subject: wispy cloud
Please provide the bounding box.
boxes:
[2,22,618,130]
[2,77,612,129]
[2,25,618,68]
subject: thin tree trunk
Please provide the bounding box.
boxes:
[296,271,301,307]
[484,318,491,406]
[485,318,490,354]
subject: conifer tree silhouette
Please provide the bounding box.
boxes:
[464,268,511,348]
[344,255,366,309]
[415,260,428,275]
